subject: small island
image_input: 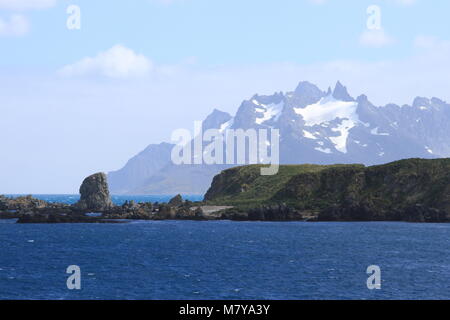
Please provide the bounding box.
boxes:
[1,158,450,223]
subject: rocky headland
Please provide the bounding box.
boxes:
[205,158,450,222]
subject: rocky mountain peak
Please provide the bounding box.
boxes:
[202,108,232,131]
[412,97,431,108]
[332,81,354,102]
[294,81,323,97]
[431,97,445,105]
[290,81,326,109]
[356,94,371,104]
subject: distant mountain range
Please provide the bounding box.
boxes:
[108,81,450,195]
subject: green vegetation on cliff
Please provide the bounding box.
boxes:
[204,164,363,206]
[204,158,450,222]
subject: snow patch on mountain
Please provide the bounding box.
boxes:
[303,130,317,140]
[315,147,332,154]
[294,95,358,127]
[253,99,284,125]
[371,127,390,136]
[294,95,359,153]
[330,119,356,153]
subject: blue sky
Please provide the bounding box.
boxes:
[3,0,450,66]
[1,0,450,193]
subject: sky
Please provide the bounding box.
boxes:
[1,0,450,193]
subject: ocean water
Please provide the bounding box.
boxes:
[1,196,450,300]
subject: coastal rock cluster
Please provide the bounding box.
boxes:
[0,175,210,223]
[0,195,71,219]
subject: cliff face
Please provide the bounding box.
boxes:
[204,158,450,222]
[204,164,363,204]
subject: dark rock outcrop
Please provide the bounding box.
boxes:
[154,204,177,220]
[317,204,450,223]
[0,195,7,211]
[220,204,303,221]
[398,205,448,223]
[0,195,48,211]
[75,173,113,212]
[168,194,183,207]
[247,204,303,221]
[17,212,124,224]
[0,195,67,219]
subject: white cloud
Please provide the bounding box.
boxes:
[0,14,29,36]
[0,0,56,10]
[0,1,56,36]
[58,37,450,111]
[59,45,153,79]
[359,29,395,48]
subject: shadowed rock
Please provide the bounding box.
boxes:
[168,194,183,207]
[75,173,113,212]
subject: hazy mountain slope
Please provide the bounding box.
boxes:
[108,142,174,194]
[132,164,231,195]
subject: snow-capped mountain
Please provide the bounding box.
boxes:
[108,81,450,195]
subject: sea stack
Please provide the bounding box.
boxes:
[75,172,113,211]
[168,194,183,207]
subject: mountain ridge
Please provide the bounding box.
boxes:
[108,81,449,195]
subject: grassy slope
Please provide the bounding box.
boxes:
[204,158,450,212]
[204,163,365,207]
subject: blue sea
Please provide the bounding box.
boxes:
[1,195,450,300]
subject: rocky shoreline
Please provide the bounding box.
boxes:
[0,194,302,223]
[0,171,312,223]
[2,158,450,224]
[0,173,228,223]
[3,192,448,223]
